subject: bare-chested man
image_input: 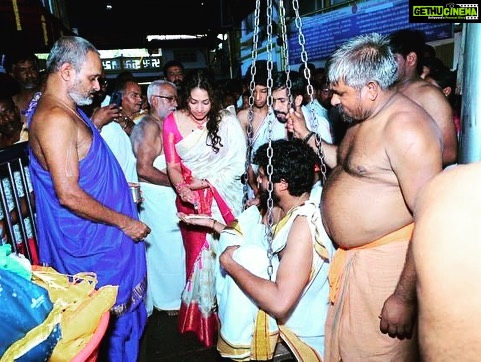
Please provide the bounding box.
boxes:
[389,29,458,166]
[287,33,443,361]
[130,80,186,317]
[28,36,150,361]
[413,162,481,361]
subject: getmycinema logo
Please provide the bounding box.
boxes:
[410,2,479,22]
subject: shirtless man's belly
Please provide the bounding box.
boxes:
[322,166,413,248]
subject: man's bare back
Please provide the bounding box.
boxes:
[322,92,443,248]
[414,162,481,360]
[399,79,457,165]
[131,114,171,186]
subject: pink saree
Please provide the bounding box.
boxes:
[163,110,246,347]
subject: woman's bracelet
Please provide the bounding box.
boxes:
[303,131,315,143]
[211,218,216,230]
[175,181,188,193]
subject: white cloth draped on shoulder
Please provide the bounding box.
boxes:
[216,201,334,361]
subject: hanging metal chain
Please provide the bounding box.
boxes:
[265,0,275,281]
[242,0,262,208]
[279,0,293,110]
[292,0,313,105]
[291,0,327,184]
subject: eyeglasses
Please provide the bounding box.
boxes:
[153,95,178,102]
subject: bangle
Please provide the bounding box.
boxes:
[303,131,315,143]
[211,218,216,229]
[202,179,209,188]
[175,181,188,193]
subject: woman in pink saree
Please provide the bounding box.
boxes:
[162,69,246,347]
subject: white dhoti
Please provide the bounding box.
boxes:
[139,157,186,315]
[216,206,279,361]
[216,200,334,361]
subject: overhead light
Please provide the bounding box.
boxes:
[146,34,207,41]
[106,2,112,10]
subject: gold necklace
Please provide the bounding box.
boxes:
[189,114,208,129]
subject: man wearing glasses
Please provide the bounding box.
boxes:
[131,80,185,317]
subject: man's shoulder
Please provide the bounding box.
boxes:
[136,114,161,127]
[30,100,78,132]
[403,79,445,100]
[236,108,249,123]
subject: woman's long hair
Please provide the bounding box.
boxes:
[178,69,223,153]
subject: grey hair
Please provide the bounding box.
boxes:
[146,79,177,106]
[46,36,99,74]
[327,33,398,91]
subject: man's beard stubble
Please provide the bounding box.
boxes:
[259,188,280,210]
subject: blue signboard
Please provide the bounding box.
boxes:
[287,0,453,63]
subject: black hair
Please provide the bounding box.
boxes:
[178,69,223,153]
[253,139,317,196]
[388,29,426,74]
[163,60,185,77]
[4,50,39,73]
[245,60,269,86]
[272,70,306,99]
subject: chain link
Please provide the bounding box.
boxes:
[246,0,328,281]
[265,0,275,280]
[292,0,327,183]
[279,0,293,112]
[242,0,262,208]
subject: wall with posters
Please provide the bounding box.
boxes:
[287,0,453,64]
[239,0,453,74]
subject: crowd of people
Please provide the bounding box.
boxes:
[0,27,470,361]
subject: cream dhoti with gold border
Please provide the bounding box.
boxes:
[216,201,334,361]
[139,155,186,315]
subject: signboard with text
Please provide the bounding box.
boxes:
[287,0,453,63]
[102,56,162,73]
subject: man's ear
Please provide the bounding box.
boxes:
[294,94,303,109]
[407,51,417,67]
[443,86,452,98]
[366,81,379,101]
[59,62,73,82]
[278,178,289,192]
